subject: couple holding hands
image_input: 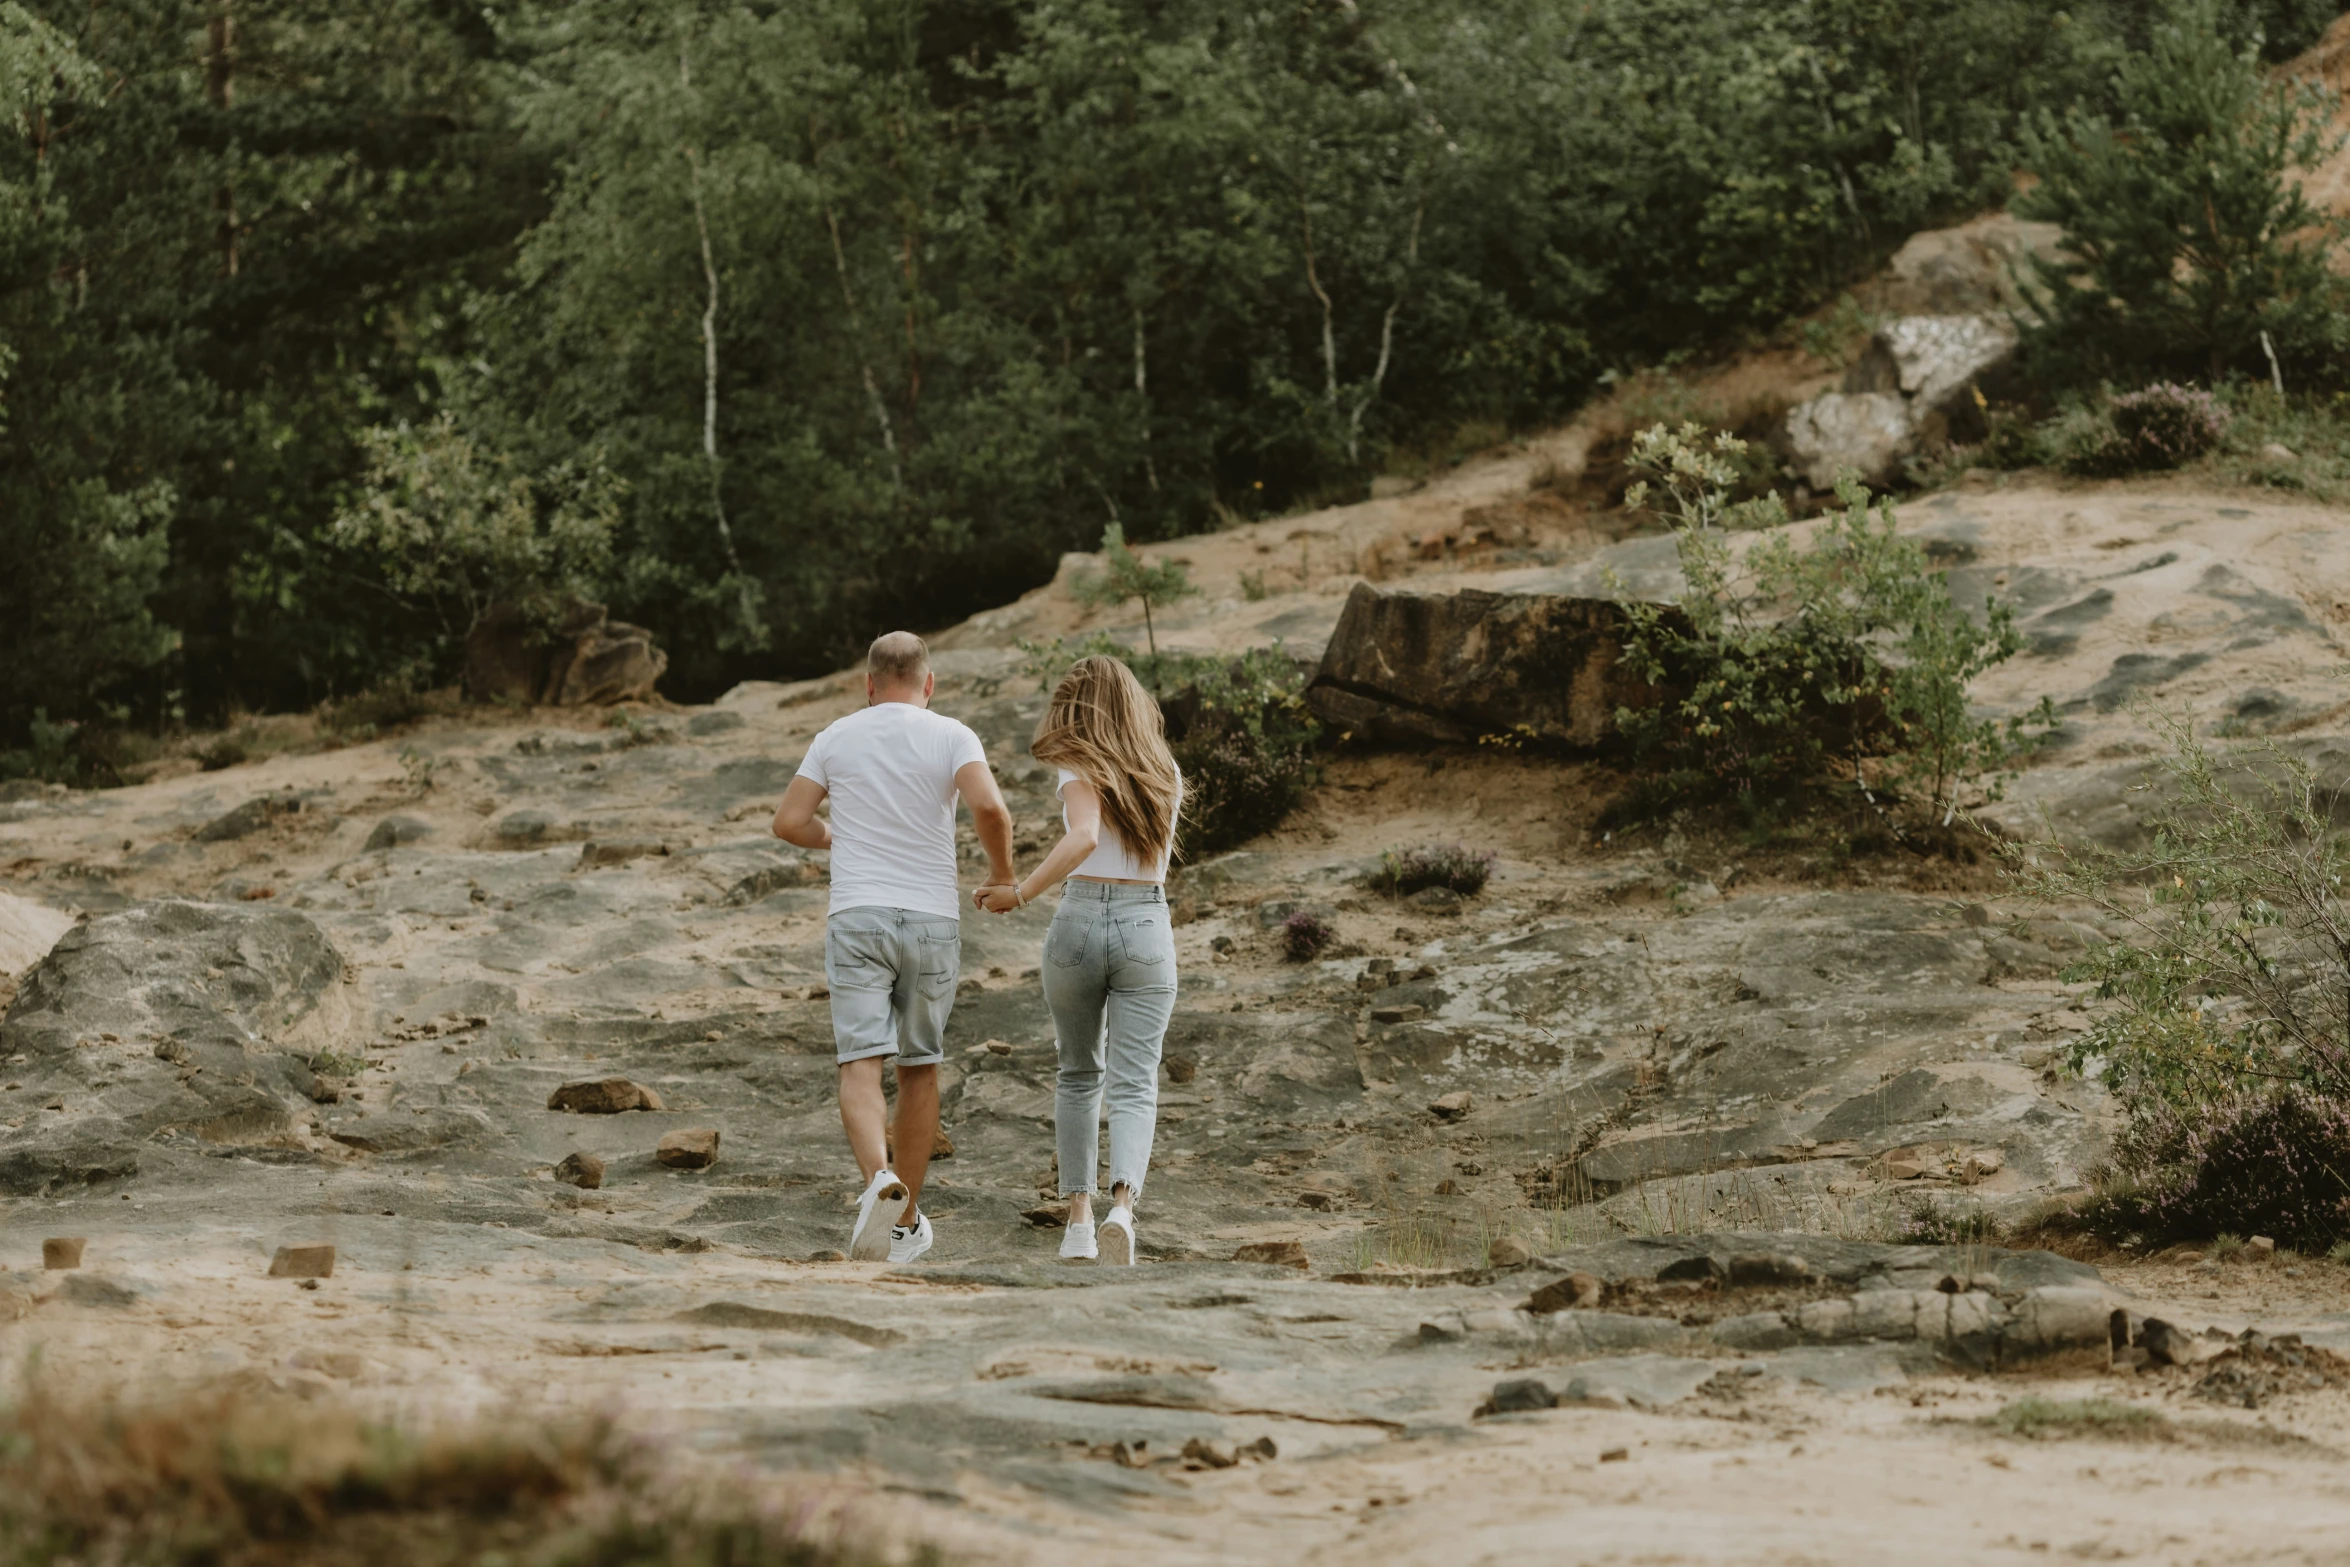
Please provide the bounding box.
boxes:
[773,632,1182,1266]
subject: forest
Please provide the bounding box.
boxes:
[2,0,2343,754]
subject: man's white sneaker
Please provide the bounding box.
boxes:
[888,1212,933,1264]
[1060,1219,1098,1262]
[849,1168,910,1261]
[1100,1205,1135,1266]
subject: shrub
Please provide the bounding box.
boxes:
[2078,1091,2350,1250]
[1373,843,1495,898]
[1021,635,1320,857]
[1896,1196,1998,1246]
[2054,383,2231,475]
[1612,424,2051,831]
[2017,712,2350,1248]
[1282,911,1333,963]
[2014,712,2350,1112]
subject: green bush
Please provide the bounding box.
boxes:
[1611,425,2051,832]
[1020,635,1320,858]
[2014,711,2350,1246]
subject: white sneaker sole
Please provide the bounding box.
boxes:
[850,1176,909,1261]
[1100,1211,1134,1266]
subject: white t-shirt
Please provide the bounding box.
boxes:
[1058,767,1182,883]
[796,703,989,919]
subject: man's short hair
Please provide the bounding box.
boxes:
[867,631,930,687]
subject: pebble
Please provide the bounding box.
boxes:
[547,1077,664,1114]
[41,1237,85,1270]
[554,1151,605,1189]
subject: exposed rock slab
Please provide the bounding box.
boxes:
[1306,582,1671,747]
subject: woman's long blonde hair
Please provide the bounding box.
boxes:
[1031,655,1182,863]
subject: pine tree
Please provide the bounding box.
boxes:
[2017,0,2348,385]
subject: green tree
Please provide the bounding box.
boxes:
[0,5,173,738]
[1072,523,1197,660]
[2018,0,2348,385]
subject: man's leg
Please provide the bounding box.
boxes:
[893,1063,938,1216]
[839,1056,890,1182]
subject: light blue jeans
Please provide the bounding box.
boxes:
[1045,882,1177,1202]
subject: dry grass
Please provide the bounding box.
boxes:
[0,1378,932,1567]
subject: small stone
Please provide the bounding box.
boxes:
[554,1152,605,1189]
[1599,1446,1629,1463]
[1488,1237,1531,1268]
[1406,886,1464,916]
[363,816,429,852]
[931,1129,955,1159]
[547,1077,663,1114]
[1480,1378,1556,1415]
[1181,1437,1239,1469]
[1727,1252,1812,1286]
[657,1127,720,1170]
[1656,1254,1726,1283]
[984,1039,1013,1056]
[1234,1240,1310,1270]
[2246,1235,2276,1257]
[1022,1204,1071,1228]
[805,1249,848,1263]
[41,1237,85,1270]
[1374,1003,1429,1024]
[687,710,747,736]
[268,1244,336,1279]
[1433,1178,1460,1196]
[1164,1053,1198,1083]
[2140,1317,2195,1366]
[1245,1436,1278,1461]
[2261,441,2298,462]
[578,840,669,868]
[1964,1148,2005,1178]
[1527,1272,1603,1313]
[1427,1090,1472,1120]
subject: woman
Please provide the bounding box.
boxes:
[976,655,1182,1265]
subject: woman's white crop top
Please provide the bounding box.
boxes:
[1058,767,1181,882]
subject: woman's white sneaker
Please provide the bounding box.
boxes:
[849,1168,910,1261]
[1060,1219,1098,1261]
[1100,1206,1135,1266]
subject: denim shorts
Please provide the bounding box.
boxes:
[824,906,960,1066]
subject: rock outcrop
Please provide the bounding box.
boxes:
[464,601,666,706]
[1787,314,2022,489]
[0,900,347,1190]
[1305,582,1672,747]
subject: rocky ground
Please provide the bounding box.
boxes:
[3,459,2349,1562]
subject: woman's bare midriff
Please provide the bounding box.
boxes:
[1070,874,1157,886]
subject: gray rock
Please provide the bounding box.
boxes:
[0,900,344,1167]
[363,816,430,852]
[195,796,303,843]
[1306,582,1674,749]
[0,1127,140,1197]
[1785,392,1912,490]
[464,600,666,706]
[1481,1377,1556,1414]
[687,710,747,737]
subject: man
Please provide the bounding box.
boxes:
[773,631,1014,1263]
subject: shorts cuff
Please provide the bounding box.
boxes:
[835,1042,899,1065]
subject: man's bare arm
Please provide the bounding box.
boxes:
[955,759,1016,888]
[772,776,832,850]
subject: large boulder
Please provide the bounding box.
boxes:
[465,601,666,706]
[0,901,349,1183]
[1872,213,2066,315]
[1786,314,2021,489]
[1305,583,1671,748]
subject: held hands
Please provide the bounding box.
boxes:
[973,882,1023,914]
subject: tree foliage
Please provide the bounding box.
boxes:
[0,0,2341,741]
[2018,0,2349,385]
